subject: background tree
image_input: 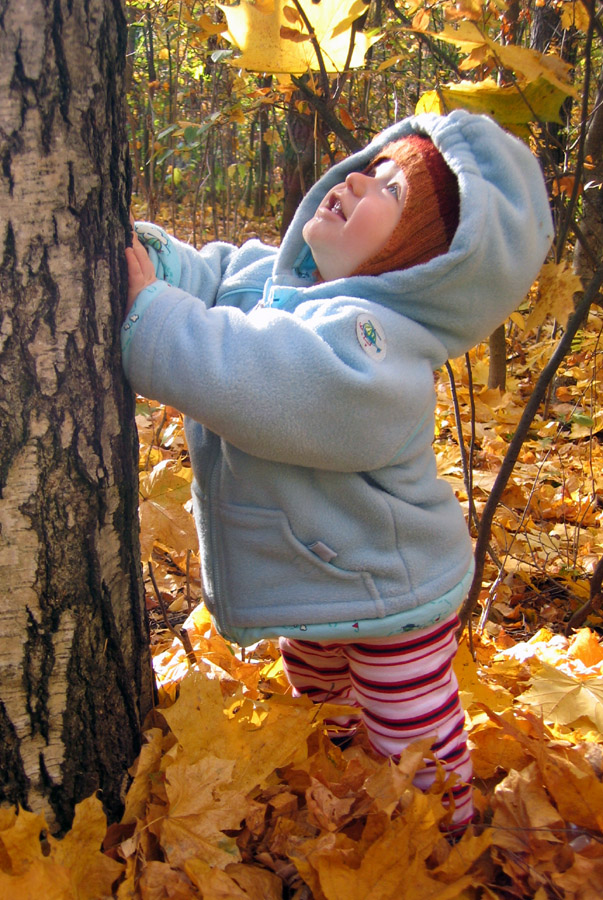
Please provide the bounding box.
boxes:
[0,0,153,831]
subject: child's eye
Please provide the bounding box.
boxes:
[387,183,400,199]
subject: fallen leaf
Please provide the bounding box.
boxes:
[158,757,248,868]
[49,795,124,899]
[491,762,565,852]
[520,660,603,732]
[138,460,197,560]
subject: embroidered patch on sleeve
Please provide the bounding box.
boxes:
[356,314,386,361]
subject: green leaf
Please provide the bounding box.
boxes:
[157,124,179,141]
[211,48,234,63]
[184,125,200,144]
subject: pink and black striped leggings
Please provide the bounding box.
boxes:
[279,613,473,828]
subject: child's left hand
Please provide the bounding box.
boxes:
[125,227,157,315]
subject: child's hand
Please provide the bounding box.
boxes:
[125,229,157,314]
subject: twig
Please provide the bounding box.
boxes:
[148,560,197,666]
[185,548,193,613]
[444,360,504,570]
[289,0,331,100]
[291,75,361,153]
[565,555,603,633]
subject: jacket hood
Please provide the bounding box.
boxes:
[274,110,553,359]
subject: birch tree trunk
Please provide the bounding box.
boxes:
[0,0,153,831]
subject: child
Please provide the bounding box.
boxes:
[123,110,553,830]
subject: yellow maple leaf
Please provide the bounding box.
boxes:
[160,670,325,794]
[539,745,603,831]
[121,727,166,825]
[469,718,532,779]
[138,459,197,559]
[411,21,576,96]
[417,77,571,127]
[0,807,48,877]
[567,628,603,670]
[524,261,583,332]
[225,862,284,899]
[520,659,603,732]
[49,795,124,899]
[219,0,380,74]
[524,262,582,332]
[138,859,200,898]
[0,799,122,900]
[363,738,433,815]
[552,843,603,900]
[560,0,591,32]
[453,638,514,713]
[491,761,565,852]
[158,757,248,868]
[0,860,74,899]
[297,794,477,900]
[185,858,250,898]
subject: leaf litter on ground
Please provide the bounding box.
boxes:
[3,613,603,899]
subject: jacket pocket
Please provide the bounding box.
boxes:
[216,502,383,627]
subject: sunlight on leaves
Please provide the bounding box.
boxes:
[521,661,603,732]
[524,261,583,332]
[417,77,573,126]
[219,0,380,74]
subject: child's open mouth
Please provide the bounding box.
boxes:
[327,195,346,220]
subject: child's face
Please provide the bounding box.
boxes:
[302,159,408,281]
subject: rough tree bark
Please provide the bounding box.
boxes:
[0,0,153,831]
[573,63,603,283]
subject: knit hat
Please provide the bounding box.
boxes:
[353,135,460,277]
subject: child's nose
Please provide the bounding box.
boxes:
[345,171,371,195]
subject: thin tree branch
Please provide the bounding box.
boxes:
[291,75,362,152]
[148,561,197,667]
[288,0,331,100]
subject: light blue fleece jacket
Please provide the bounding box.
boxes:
[122,110,553,645]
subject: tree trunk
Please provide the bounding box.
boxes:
[281,96,318,237]
[0,0,153,832]
[573,65,603,283]
[488,324,508,390]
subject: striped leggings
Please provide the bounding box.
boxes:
[279,614,473,829]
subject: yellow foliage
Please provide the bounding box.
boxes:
[0,799,123,899]
[412,21,576,96]
[138,459,197,560]
[560,0,591,32]
[417,77,572,126]
[524,261,583,332]
[413,19,576,125]
[521,661,603,733]
[157,757,248,868]
[219,0,381,74]
[4,625,603,897]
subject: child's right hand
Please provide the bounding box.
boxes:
[125,228,157,315]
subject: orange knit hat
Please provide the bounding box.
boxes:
[353,135,459,277]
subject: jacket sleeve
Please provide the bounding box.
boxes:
[132,221,241,300]
[123,228,278,369]
[121,285,446,473]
